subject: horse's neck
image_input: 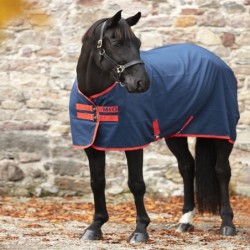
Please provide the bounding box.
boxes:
[76,46,114,97]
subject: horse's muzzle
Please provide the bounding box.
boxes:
[125,80,149,93]
[123,74,150,93]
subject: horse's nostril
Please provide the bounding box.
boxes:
[137,80,143,90]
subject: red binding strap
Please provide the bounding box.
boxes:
[153,119,160,140]
[77,112,94,120]
[177,116,194,134]
[77,112,118,122]
[76,103,119,122]
[76,104,93,111]
[99,115,118,122]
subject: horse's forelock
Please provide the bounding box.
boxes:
[114,19,137,42]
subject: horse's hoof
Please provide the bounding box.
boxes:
[129,232,149,244]
[220,226,236,236]
[80,229,103,240]
[176,223,194,233]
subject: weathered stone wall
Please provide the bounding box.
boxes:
[0,0,249,197]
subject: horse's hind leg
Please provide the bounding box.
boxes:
[80,147,108,240]
[165,137,195,233]
[214,139,236,236]
[125,149,150,243]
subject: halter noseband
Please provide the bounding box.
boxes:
[97,21,144,85]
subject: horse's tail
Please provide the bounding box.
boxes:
[195,138,220,214]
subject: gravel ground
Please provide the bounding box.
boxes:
[0,195,249,250]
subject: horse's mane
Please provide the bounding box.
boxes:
[81,19,106,43]
[81,18,138,44]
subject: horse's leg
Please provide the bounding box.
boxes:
[165,137,195,232]
[125,149,150,243]
[80,147,108,240]
[214,139,236,236]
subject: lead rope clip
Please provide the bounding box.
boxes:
[119,82,126,87]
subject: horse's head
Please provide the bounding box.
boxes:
[85,11,150,93]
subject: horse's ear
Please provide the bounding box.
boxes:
[126,12,141,26]
[106,10,122,27]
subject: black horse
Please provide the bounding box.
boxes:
[70,10,239,243]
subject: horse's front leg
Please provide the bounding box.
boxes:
[125,149,150,244]
[80,147,108,240]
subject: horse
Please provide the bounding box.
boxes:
[69,10,239,243]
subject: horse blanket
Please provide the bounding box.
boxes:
[69,43,239,150]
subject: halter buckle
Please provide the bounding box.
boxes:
[97,39,102,48]
[99,49,105,56]
[119,82,126,87]
[116,65,125,74]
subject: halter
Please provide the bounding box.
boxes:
[97,21,144,86]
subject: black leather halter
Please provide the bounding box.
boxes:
[97,21,144,85]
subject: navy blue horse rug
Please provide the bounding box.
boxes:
[69,43,239,150]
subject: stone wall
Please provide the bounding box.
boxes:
[0,0,249,197]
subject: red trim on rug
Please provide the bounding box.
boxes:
[91,143,150,151]
[74,134,234,150]
[73,121,100,149]
[89,82,118,100]
[73,134,234,150]
[77,85,95,105]
[167,133,234,144]
[76,81,119,105]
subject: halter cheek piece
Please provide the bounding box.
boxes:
[97,21,144,87]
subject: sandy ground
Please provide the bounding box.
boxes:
[0,195,249,250]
